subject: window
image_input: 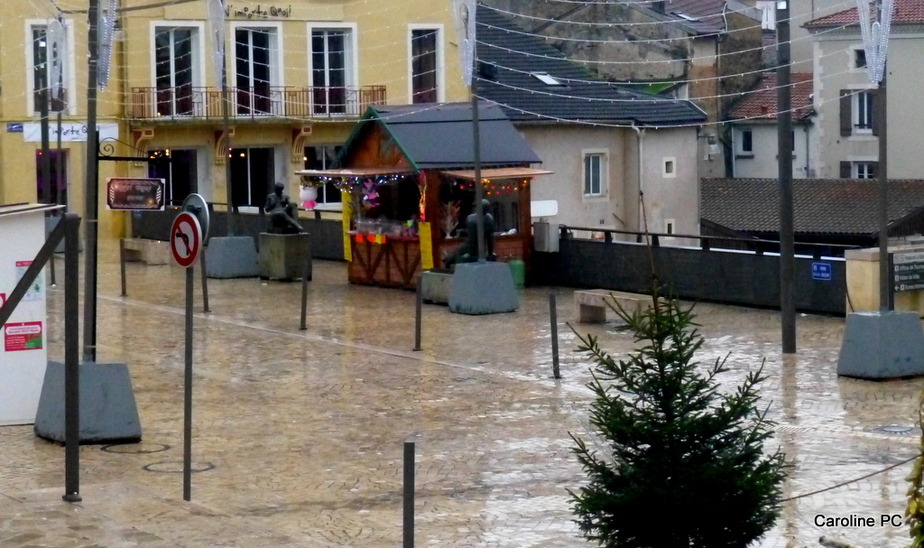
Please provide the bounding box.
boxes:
[410,26,442,103]
[840,89,876,136]
[854,48,867,69]
[28,20,72,113]
[154,25,199,117]
[583,152,606,197]
[756,1,776,30]
[839,160,878,179]
[856,90,874,131]
[855,162,875,179]
[663,157,677,178]
[303,145,343,206]
[35,149,67,206]
[739,129,753,155]
[664,219,675,235]
[230,147,275,207]
[234,25,280,115]
[310,25,356,115]
[148,149,198,206]
[855,161,878,179]
[531,72,564,86]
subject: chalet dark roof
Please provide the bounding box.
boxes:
[475,6,707,127]
[349,103,541,170]
[701,178,924,236]
[729,72,814,122]
[805,0,924,28]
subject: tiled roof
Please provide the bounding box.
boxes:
[805,0,924,28]
[729,72,814,121]
[476,7,707,126]
[663,0,728,34]
[701,178,924,235]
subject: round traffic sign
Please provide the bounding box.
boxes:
[171,212,202,268]
[180,193,210,241]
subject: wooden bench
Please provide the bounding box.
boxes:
[121,238,171,265]
[573,289,658,323]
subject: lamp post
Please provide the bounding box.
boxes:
[82,0,100,363]
[776,0,795,354]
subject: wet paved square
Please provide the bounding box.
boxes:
[1,239,923,547]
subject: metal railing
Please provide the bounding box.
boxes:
[559,225,862,259]
[128,85,387,121]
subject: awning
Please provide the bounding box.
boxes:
[440,167,553,181]
[295,167,415,178]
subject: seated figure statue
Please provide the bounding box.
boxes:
[264,182,303,234]
[443,199,496,268]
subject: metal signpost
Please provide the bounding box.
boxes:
[893,252,924,292]
[170,210,203,501]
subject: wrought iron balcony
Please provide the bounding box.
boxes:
[128,85,386,121]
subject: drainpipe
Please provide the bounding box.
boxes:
[730,128,737,177]
[804,124,811,177]
[632,125,645,233]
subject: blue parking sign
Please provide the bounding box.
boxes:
[811,262,832,281]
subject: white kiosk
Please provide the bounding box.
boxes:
[0,203,58,425]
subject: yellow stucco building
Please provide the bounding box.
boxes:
[0,0,467,237]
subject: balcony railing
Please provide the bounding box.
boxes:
[128,85,386,121]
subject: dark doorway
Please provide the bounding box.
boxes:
[148,149,198,205]
[35,149,68,206]
[229,147,274,207]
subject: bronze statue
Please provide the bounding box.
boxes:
[264,182,303,234]
[443,199,495,267]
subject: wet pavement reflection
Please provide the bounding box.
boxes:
[1,239,922,547]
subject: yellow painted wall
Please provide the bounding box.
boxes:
[0,0,470,238]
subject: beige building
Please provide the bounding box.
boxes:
[805,0,924,180]
[0,0,467,237]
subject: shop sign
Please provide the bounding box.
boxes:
[106,178,165,211]
[225,4,292,18]
[23,122,118,143]
[4,321,43,351]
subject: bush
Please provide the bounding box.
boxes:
[569,292,787,547]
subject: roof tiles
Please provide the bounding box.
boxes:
[805,0,924,28]
[476,6,707,127]
[729,72,814,121]
[702,178,924,235]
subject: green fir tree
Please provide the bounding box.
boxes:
[569,291,787,548]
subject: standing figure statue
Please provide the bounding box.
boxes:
[264,182,303,234]
[443,199,495,268]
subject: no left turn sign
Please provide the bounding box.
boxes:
[171,212,202,268]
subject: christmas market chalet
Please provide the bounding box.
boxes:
[296,102,551,289]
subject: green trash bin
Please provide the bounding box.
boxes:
[507,259,525,288]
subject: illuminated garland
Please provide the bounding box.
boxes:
[452,178,530,196]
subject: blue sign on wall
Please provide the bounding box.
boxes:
[6,123,23,133]
[812,262,832,281]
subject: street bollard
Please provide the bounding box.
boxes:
[200,250,210,313]
[119,238,127,296]
[403,440,415,548]
[550,292,561,379]
[300,248,310,330]
[413,283,422,351]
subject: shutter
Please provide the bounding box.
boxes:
[840,161,851,178]
[870,161,879,179]
[840,90,852,136]
[871,89,880,137]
